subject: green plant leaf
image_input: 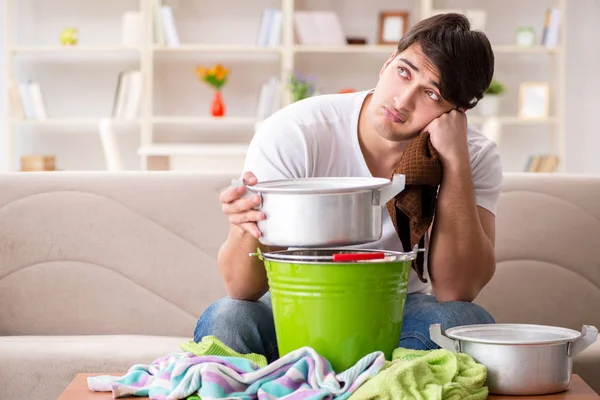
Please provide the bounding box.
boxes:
[202,75,227,90]
[485,79,505,95]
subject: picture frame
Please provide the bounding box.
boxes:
[378,11,409,45]
[518,82,550,120]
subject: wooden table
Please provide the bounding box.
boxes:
[59,373,599,399]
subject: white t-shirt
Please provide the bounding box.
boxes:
[243,90,503,294]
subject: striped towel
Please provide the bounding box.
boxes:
[87,346,386,400]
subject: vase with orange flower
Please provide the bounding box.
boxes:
[195,64,229,117]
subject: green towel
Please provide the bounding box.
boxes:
[349,348,488,400]
[180,335,268,368]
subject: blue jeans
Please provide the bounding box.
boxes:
[193,292,494,363]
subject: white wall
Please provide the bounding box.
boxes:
[0,2,5,172]
[564,0,600,174]
[0,0,599,173]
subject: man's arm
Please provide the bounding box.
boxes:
[217,115,307,301]
[427,159,496,302]
[424,110,499,302]
[218,224,286,301]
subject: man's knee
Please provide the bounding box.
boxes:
[193,296,273,343]
[436,300,495,329]
[400,295,494,350]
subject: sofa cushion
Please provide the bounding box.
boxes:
[0,335,189,400]
[475,173,600,393]
[0,172,231,337]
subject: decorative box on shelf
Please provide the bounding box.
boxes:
[20,155,56,172]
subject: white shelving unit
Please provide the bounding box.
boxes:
[138,143,248,155]
[152,45,283,53]
[293,44,559,55]
[9,47,143,54]
[468,116,560,125]
[151,116,260,126]
[422,0,566,172]
[2,0,567,172]
[10,119,140,127]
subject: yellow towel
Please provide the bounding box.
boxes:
[349,347,488,400]
[181,335,267,367]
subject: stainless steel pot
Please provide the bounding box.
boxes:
[430,323,598,395]
[234,174,405,247]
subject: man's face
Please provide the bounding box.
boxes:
[368,43,455,142]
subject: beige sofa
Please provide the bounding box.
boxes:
[0,172,598,399]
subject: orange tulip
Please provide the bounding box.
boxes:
[195,63,229,90]
[195,66,208,79]
[214,65,229,81]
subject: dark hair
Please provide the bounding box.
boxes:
[397,13,494,110]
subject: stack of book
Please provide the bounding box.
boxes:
[541,8,561,48]
[257,9,283,46]
[152,0,180,46]
[525,154,559,172]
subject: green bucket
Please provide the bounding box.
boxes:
[261,248,416,372]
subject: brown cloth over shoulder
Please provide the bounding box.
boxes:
[386,132,442,283]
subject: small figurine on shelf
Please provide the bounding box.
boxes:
[288,72,317,103]
[516,27,535,48]
[20,155,56,172]
[195,64,229,117]
[60,28,78,46]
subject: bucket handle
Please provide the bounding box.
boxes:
[249,248,265,261]
[568,325,598,357]
[429,324,461,353]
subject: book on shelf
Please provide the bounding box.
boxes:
[153,0,180,46]
[161,6,180,46]
[293,11,346,46]
[8,82,24,119]
[152,0,165,44]
[256,77,281,119]
[257,8,283,46]
[525,154,559,172]
[541,8,561,48]
[98,118,124,172]
[111,70,143,121]
[16,81,48,121]
[28,82,47,120]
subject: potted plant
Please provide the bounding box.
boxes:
[478,78,505,117]
[195,64,229,117]
[288,72,317,103]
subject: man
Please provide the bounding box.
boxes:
[194,13,502,362]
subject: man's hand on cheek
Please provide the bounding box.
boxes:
[422,109,469,167]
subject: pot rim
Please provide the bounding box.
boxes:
[445,323,582,345]
[247,177,394,195]
[259,248,418,263]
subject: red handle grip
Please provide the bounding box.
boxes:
[332,252,386,262]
